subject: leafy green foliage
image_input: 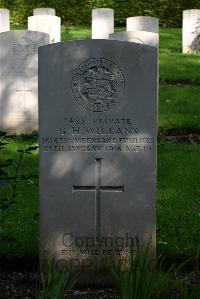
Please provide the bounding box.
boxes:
[178,251,200,298]
[0,132,38,212]
[1,0,200,26]
[0,132,39,247]
[112,240,177,299]
[38,256,75,299]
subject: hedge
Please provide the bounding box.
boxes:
[0,0,200,27]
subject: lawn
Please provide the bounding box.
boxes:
[159,86,200,129]
[1,25,199,260]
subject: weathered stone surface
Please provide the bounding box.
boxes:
[92,8,114,39]
[39,40,157,285]
[0,9,10,33]
[126,16,159,33]
[109,31,159,48]
[182,9,200,53]
[0,30,50,133]
[33,7,56,16]
[28,15,61,43]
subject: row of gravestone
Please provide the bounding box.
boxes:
[0,7,199,134]
[0,8,160,134]
[0,7,61,42]
[0,7,200,52]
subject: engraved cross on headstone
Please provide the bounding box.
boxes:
[73,158,124,242]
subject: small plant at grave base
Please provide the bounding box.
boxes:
[0,131,38,241]
[37,256,76,299]
[112,239,178,299]
[178,250,200,299]
[62,20,72,40]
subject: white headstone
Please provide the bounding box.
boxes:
[33,7,56,16]
[182,9,200,53]
[0,8,10,32]
[127,16,159,33]
[28,15,61,43]
[109,31,159,48]
[0,31,50,133]
[92,8,114,39]
[39,40,157,284]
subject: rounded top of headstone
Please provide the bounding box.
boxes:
[183,9,200,16]
[28,15,60,21]
[126,16,159,23]
[183,9,200,13]
[0,8,9,13]
[126,16,159,33]
[109,31,159,48]
[0,30,50,43]
[92,8,114,12]
[127,16,158,21]
[92,8,114,15]
[33,7,56,16]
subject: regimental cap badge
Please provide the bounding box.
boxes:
[72,58,125,112]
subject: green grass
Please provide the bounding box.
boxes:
[160,53,200,83]
[0,139,199,258]
[159,28,182,53]
[157,143,200,257]
[159,28,200,82]
[159,86,200,129]
[62,25,91,40]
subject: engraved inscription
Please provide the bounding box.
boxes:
[41,116,155,153]
[71,58,125,112]
[73,158,124,243]
[12,37,37,60]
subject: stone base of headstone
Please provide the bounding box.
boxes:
[182,9,200,53]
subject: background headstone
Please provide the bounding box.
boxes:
[182,9,200,53]
[0,8,10,33]
[39,40,157,284]
[28,15,61,43]
[33,7,56,16]
[92,8,114,39]
[126,16,159,33]
[0,30,50,133]
[109,31,159,48]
